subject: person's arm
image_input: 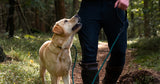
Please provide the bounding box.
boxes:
[114,0,129,10]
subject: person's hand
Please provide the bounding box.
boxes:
[114,0,129,10]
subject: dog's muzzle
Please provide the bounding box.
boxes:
[72,15,82,31]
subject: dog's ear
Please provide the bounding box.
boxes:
[52,24,64,34]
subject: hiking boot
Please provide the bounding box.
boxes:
[79,62,99,84]
[102,64,123,84]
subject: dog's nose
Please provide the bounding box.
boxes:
[74,14,79,18]
[74,14,81,22]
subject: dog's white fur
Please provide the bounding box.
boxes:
[39,15,81,84]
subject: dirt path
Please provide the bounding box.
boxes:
[70,42,135,84]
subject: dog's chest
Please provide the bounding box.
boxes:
[45,50,72,76]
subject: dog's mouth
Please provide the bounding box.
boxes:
[71,15,82,31]
[72,22,82,31]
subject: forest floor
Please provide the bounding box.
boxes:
[71,42,160,84]
[1,35,160,84]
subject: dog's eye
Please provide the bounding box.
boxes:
[64,20,68,23]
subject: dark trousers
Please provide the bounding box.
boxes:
[78,0,128,66]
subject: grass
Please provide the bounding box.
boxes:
[0,33,81,84]
[0,61,42,84]
[129,37,160,71]
[1,32,160,83]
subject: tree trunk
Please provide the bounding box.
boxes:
[0,46,6,62]
[6,0,15,37]
[54,0,65,21]
[138,13,142,37]
[16,0,31,34]
[72,0,79,15]
[143,0,150,38]
[35,8,40,30]
[159,0,160,12]
[129,1,136,38]
[0,5,2,31]
[40,21,46,32]
[151,0,157,37]
[40,0,46,32]
[159,0,160,23]
[1,5,5,32]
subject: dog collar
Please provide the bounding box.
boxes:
[52,42,69,50]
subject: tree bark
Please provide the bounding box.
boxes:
[16,0,31,34]
[40,0,46,32]
[159,0,160,12]
[35,8,40,30]
[2,5,5,31]
[54,0,65,21]
[151,0,157,37]
[0,5,2,31]
[6,0,15,37]
[0,46,6,62]
[138,13,142,38]
[130,1,136,38]
[143,0,150,38]
[159,0,160,21]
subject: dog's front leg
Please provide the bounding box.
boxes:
[40,63,46,84]
[51,75,59,84]
[62,74,70,84]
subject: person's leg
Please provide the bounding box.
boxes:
[78,20,101,84]
[78,1,102,84]
[102,0,128,83]
[78,0,102,63]
[103,9,128,67]
[103,17,128,84]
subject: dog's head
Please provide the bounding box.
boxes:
[52,15,82,36]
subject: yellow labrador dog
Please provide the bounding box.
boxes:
[39,15,81,84]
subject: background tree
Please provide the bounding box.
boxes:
[0,0,159,38]
[128,0,136,38]
[16,0,31,33]
[143,0,150,38]
[0,46,6,62]
[54,0,65,21]
[6,0,16,38]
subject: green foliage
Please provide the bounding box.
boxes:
[72,34,82,62]
[0,0,159,37]
[127,0,160,38]
[21,0,46,11]
[0,34,49,83]
[131,37,160,71]
[0,61,42,84]
[0,0,8,3]
[133,52,160,71]
[132,37,160,53]
[0,34,48,60]
[0,33,81,83]
[135,75,155,84]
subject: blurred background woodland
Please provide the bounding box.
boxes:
[0,0,78,37]
[0,0,160,83]
[0,0,159,38]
